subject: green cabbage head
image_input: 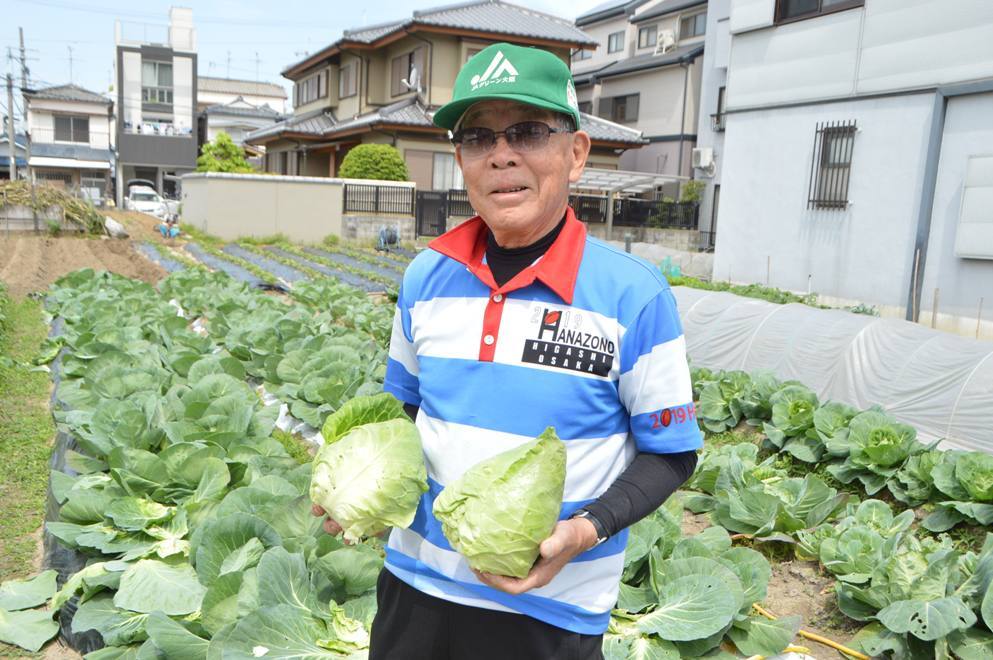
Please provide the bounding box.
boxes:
[433,427,566,578]
[310,418,428,542]
[955,451,993,502]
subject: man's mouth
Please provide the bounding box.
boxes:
[491,186,528,194]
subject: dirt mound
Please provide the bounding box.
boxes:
[0,235,166,298]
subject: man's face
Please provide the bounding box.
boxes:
[455,100,591,247]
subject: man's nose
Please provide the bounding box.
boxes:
[488,134,517,168]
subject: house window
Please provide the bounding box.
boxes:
[679,12,707,39]
[599,94,639,123]
[391,47,426,97]
[141,60,173,104]
[432,152,463,191]
[572,48,592,61]
[776,0,864,23]
[638,25,657,49]
[295,71,326,107]
[465,47,483,63]
[54,115,89,143]
[339,62,357,99]
[578,100,592,114]
[807,120,857,209]
[607,31,624,53]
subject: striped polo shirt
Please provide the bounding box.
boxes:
[382,207,702,634]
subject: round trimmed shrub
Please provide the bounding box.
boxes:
[339,144,409,181]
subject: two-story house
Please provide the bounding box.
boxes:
[572,0,707,188]
[246,0,646,191]
[196,77,287,161]
[714,0,993,337]
[23,84,115,204]
[114,6,198,204]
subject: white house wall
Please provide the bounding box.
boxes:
[727,0,993,110]
[713,93,935,313]
[728,0,774,34]
[920,91,993,337]
[727,8,862,109]
[27,99,112,150]
[599,66,692,137]
[857,0,993,94]
[696,0,731,235]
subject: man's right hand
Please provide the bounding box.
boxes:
[311,503,345,537]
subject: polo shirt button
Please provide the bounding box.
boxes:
[492,294,503,303]
[483,334,495,345]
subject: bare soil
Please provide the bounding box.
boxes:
[0,235,165,298]
[679,511,859,659]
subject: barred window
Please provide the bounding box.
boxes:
[808,120,857,210]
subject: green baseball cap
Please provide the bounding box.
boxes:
[433,42,581,132]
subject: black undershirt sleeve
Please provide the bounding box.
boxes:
[400,217,700,540]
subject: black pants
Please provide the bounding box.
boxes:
[369,570,605,660]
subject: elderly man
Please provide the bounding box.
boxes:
[319,43,701,659]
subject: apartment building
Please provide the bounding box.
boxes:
[246,0,646,191]
[572,0,707,185]
[114,6,198,203]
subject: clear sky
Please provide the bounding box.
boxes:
[4,0,605,119]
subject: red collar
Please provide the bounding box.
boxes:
[428,207,587,304]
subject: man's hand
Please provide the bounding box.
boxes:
[311,503,345,536]
[473,517,599,595]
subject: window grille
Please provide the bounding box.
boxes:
[807,120,857,210]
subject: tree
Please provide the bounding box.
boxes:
[196,132,255,173]
[339,144,409,181]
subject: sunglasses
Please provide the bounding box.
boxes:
[451,121,574,158]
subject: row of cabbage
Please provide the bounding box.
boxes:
[0,269,391,656]
[692,367,993,532]
[684,440,993,658]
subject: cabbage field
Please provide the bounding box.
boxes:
[0,239,991,659]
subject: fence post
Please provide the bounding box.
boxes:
[374,185,381,214]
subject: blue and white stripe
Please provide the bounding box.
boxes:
[382,237,702,634]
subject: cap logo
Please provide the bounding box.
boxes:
[470,51,519,90]
[566,79,578,111]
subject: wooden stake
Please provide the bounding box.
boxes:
[977,297,984,339]
[766,255,770,286]
[912,248,921,321]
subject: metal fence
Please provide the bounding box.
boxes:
[343,183,415,215]
[447,189,475,217]
[569,194,610,224]
[612,198,699,229]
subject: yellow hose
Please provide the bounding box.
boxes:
[751,603,870,660]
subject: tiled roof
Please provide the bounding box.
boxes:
[343,20,408,43]
[204,98,283,119]
[244,108,337,142]
[197,76,287,98]
[31,142,113,162]
[286,0,595,76]
[630,0,707,23]
[575,0,652,26]
[25,84,111,105]
[590,43,704,79]
[579,112,646,145]
[248,96,644,146]
[411,1,596,45]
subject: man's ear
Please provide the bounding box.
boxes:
[568,131,592,184]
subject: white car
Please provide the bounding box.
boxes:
[126,186,170,220]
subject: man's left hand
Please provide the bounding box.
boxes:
[473,518,599,595]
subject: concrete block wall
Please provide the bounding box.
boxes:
[343,215,415,243]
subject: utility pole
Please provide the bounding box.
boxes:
[18,28,32,185]
[67,45,74,82]
[226,50,231,78]
[6,74,17,181]
[254,52,261,81]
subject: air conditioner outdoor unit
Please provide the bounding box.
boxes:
[692,147,715,172]
[654,30,676,55]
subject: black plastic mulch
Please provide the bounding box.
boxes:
[264,247,385,293]
[301,247,402,286]
[184,243,265,287]
[135,242,185,273]
[223,245,308,284]
[340,247,411,272]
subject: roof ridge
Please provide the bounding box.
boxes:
[343,17,408,37]
[413,0,493,19]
